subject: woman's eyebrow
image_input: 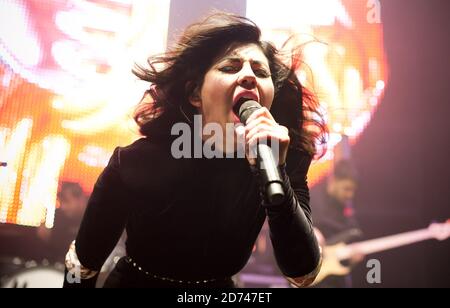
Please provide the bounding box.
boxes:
[219,57,270,69]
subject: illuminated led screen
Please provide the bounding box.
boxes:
[0,0,387,227]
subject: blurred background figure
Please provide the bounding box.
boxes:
[0,181,87,287]
[311,159,364,288]
[36,182,87,263]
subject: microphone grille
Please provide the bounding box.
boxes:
[238,100,261,123]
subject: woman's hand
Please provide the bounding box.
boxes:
[244,107,290,166]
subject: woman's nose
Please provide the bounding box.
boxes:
[237,66,257,89]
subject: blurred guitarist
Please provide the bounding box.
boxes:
[36,182,87,263]
[311,159,364,288]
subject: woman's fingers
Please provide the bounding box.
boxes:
[245,106,276,125]
[246,123,273,141]
[242,106,290,165]
[245,116,276,135]
[247,128,289,149]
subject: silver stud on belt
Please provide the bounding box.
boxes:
[125,256,220,284]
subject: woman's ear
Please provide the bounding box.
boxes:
[187,82,202,108]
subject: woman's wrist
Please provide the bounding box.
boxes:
[65,240,98,280]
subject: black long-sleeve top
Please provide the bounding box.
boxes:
[73,136,320,284]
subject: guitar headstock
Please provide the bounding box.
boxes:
[428,220,450,241]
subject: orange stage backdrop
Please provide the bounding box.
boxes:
[0,0,387,228]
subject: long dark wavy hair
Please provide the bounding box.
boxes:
[133,12,327,157]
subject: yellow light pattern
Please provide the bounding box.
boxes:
[0,0,170,227]
[247,0,388,184]
[17,136,70,228]
[0,119,33,224]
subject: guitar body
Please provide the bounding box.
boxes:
[313,243,350,285]
[311,220,449,286]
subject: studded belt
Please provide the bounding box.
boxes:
[124,256,228,285]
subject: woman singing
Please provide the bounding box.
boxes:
[64,12,327,288]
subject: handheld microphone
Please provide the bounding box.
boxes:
[234,100,285,205]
